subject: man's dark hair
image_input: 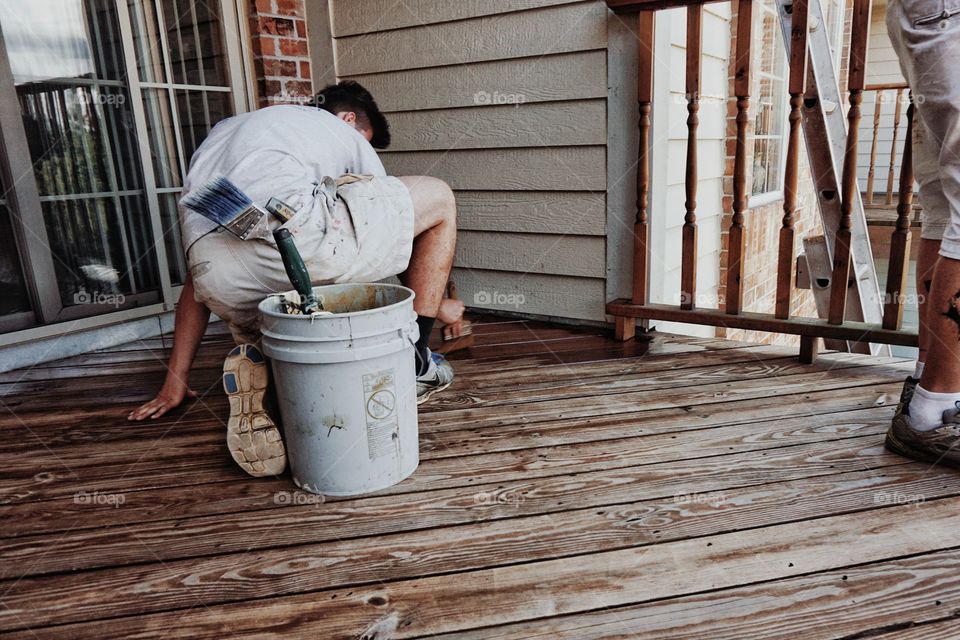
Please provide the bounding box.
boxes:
[312,81,390,149]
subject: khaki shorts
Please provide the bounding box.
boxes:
[188,175,415,344]
[886,0,960,257]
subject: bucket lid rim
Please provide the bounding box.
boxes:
[258,283,416,320]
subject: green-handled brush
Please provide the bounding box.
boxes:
[273,228,321,315]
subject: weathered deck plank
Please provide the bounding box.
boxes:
[0,317,944,639]
[0,381,904,539]
[8,497,960,639]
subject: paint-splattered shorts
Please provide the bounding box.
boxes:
[187,175,415,344]
[886,0,960,258]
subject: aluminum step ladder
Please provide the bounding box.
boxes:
[776,0,890,356]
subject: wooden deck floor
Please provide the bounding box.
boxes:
[2,317,959,639]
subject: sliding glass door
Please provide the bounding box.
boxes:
[0,0,249,334]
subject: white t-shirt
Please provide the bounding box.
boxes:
[179,105,385,252]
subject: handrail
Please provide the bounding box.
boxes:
[604,0,918,360]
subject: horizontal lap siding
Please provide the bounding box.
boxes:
[330,0,587,37]
[351,51,607,112]
[331,0,610,321]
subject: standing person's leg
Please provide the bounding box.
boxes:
[886,0,960,463]
[912,115,950,378]
[896,112,950,415]
[916,239,939,371]
[397,176,457,377]
[895,110,947,416]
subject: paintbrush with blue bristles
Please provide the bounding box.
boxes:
[181,176,292,240]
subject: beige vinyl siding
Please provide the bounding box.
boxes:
[333,2,607,75]
[330,0,586,36]
[329,0,610,321]
[351,51,607,113]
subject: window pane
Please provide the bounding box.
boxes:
[158,192,187,285]
[0,0,124,83]
[175,89,232,161]
[0,0,162,311]
[42,196,158,307]
[161,0,230,86]
[128,0,167,83]
[0,202,32,317]
[130,0,236,285]
[751,2,787,196]
[142,88,183,187]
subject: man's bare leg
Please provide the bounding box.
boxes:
[399,176,457,317]
[397,176,457,381]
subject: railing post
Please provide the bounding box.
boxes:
[725,0,752,316]
[775,0,808,320]
[681,3,702,311]
[883,98,914,330]
[800,335,820,364]
[866,90,882,205]
[828,0,871,325]
[616,9,656,341]
[885,87,904,206]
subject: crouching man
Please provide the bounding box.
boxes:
[128,82,458,477]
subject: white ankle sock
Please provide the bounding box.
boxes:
[914,361,925,379]
[909,385,960,431]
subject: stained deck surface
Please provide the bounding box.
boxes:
[1,317,958,639]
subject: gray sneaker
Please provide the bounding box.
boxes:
[885,400,960,469]
[894,376,919,418]
[223,344,287,477]
[416,350,454,404]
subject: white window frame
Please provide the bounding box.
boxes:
[747,0,790,207]
[0,0,253,346]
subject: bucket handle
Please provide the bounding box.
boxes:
[400,319,419,348]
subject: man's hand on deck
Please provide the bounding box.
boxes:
[128,274,210,421]
[128,381,198,421]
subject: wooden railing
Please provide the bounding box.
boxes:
[605,0,918,361]
[864,82,911,207]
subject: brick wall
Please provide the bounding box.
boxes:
[717,2,823,346]
[249,0,313,106]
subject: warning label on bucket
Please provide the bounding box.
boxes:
[363,369,399,460]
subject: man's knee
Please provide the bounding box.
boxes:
[400,175,456,228]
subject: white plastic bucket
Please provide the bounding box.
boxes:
[258,283,419,496]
